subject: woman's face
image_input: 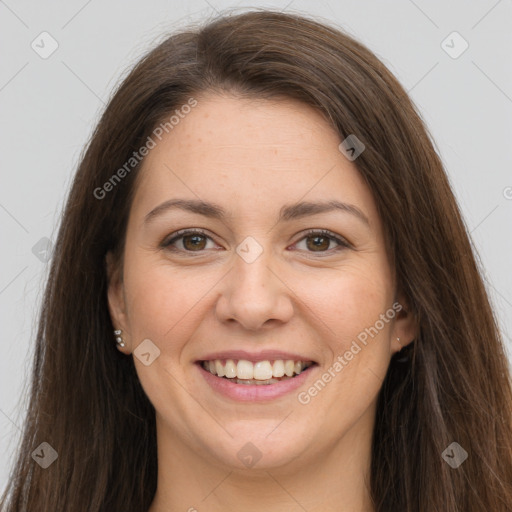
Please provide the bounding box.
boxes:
[108,93,415,471]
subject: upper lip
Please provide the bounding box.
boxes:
[197,350,317,363]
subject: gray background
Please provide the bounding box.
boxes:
[1,0,511,490]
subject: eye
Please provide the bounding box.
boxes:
[162,229,217,252]
[291,229,350,254]
[162,228,350,255]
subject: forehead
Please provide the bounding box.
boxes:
[130,93,378,228]
[148,94,338,164]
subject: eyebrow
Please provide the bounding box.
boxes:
[144,198,370,227]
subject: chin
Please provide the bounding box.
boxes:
[200,424,312,471]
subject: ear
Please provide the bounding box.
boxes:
[106,251,130,352]
[390,292,418,354]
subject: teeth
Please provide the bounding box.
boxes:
[224,359,237,378]
[237,360,253,380]
[284,360,295,377]
[201,359,313,380]
[215,360,225,377]
[233,378,281,385]
[272,360,285,377]
[253,361,273,380]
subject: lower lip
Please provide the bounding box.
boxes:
[196,362,318,402]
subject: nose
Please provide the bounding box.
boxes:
[214,249,294,331]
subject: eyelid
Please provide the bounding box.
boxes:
[161,228,351,254]
[162,228,215,251]
[293,228,352,252]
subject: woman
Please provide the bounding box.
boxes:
[1,9,511,512]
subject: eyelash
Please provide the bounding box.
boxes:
[161,228,351,256]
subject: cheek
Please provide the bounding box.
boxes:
[301,265,395,406]
[123,243,393,353]
[123,253,182,339]
[123,253,217,347]
[301,261,393,340]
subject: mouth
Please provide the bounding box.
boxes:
[197,358,317,386]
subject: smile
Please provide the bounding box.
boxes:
[196,358,318,402]
[201,359,314,384]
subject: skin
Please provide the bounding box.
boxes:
[107,93,417,512]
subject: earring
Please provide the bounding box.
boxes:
[114,329,125,348]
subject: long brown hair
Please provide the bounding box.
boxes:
[2,9,511,511]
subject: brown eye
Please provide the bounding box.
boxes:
[182,234,207,251]
[163,228,349,256]
[163,229,216,253]
[305,234,331,251]
[294,230,349,254]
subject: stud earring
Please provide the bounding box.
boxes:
[114,329,125,348]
